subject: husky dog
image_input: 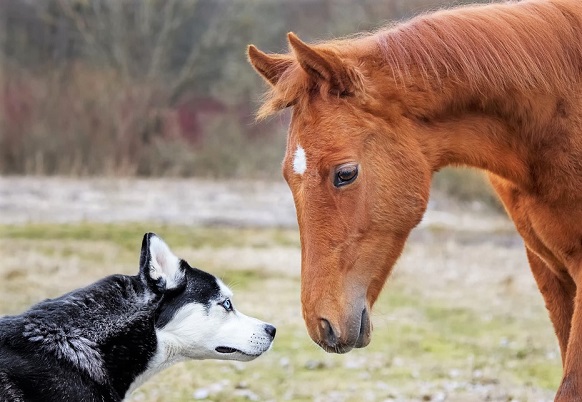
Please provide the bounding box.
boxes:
[0,233,276,401]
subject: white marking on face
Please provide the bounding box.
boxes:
[293,145,307,175]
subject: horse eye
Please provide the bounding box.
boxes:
[220,299,233,312]
[334,164,359,187]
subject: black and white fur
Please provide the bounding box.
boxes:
[0,233,276,401]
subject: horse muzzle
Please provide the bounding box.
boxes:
[314,307,372,354]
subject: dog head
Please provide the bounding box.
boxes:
[139,232,276,362]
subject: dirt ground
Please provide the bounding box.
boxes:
[0,176,512,231]
[0,177,559,401]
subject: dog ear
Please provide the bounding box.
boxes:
[139,233,185,293]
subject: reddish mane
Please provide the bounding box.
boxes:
[258,0,582,118]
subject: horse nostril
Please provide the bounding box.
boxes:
[361,308,368,331]
[319,318,337,346]
[355,307,372,348]
[264,324,276,338]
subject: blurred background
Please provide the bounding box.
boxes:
[1,0,493,189]
[0,1,560,401]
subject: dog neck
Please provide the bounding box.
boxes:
[18,275,161,398]
[125,330,187,397]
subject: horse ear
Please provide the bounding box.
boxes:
[139,233,185,293]
[248,45,294,87]
[287,32,353,96]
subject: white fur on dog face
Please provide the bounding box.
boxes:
[148,235,184,290]
[128,279,274,395]
[158,279,272,361]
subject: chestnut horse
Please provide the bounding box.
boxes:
[248,0,582,399]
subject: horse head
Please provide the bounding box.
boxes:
[249,33,432,353]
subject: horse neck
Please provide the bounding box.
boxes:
[419,94,530,183]
[392,77,552,188]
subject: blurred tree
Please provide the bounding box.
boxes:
[0,0,494,179]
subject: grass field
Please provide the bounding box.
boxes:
[0,221,560,401]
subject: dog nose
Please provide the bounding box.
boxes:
[264,324,276,338]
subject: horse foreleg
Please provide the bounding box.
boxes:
[555,276,582,401]
[527,248,574,365]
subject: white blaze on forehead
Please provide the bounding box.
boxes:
[293,145,307,175]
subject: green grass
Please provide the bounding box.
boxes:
[0,223,559,401]
[0,223,299,251]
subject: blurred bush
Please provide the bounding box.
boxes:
[1,0,293,177]
[0,0,497,203]
[433,168,502,211]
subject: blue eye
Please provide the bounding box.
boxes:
[221,299,233,312]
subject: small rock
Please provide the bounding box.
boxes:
[304,360,326,370]
[193,389,209,400]
[279,357,290,368]
[236,381,249,389]
[233,389,260,401]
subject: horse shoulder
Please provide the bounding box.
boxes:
[488,173,582,278]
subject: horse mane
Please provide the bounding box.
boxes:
[258,0,582,118]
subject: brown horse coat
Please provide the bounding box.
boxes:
[248,0,582,399]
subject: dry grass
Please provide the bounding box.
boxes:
[0,223,559,401]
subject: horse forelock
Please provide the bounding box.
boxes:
[257,0,582,119]
[257,61,307,119]
[257,52,366,120]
